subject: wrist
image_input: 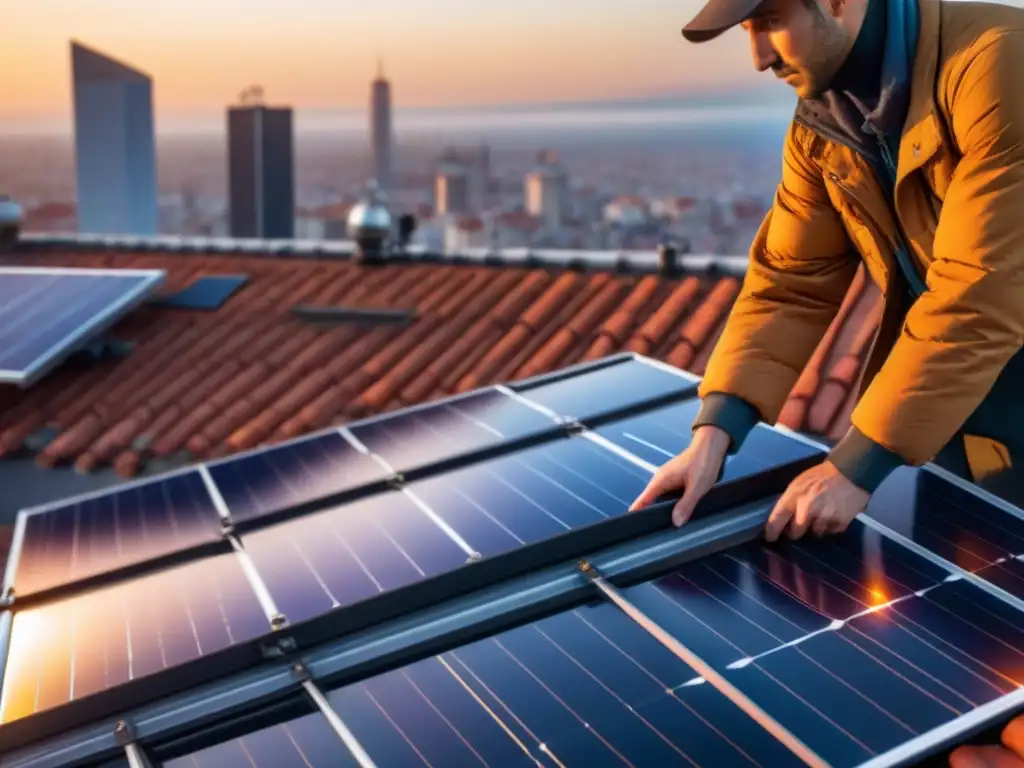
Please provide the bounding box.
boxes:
[693,424,731,457]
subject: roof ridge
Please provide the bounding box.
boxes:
[14,233,748,278]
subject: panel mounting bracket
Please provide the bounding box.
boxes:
[577,559,601,582]
[0,588,13,608]
[259,634,298,660]
[290,661,312,683]
[219,517,235,538]
[387,472,405,490]
[113,719,135,746]
[561,417,586,436]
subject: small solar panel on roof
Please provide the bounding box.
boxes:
[0,266,164,387]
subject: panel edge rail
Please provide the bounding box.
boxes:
[576,560,832,768]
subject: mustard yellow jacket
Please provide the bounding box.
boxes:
[696,0,1024,487]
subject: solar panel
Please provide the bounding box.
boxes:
[0,267,165,387]
[204,430,391,526]
[863,466,1024,602]
[150,274,249,311]
[0,551,269,725]
[6,354,1024,767]
[3,469,227,602]
[346,387,563,474]
[512,355,699,423]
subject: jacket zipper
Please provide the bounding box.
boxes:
[793,115,927,299]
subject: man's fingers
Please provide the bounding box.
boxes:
[786,496,815,540]
[671,481,705,528]
[629,475,666,512]
[765,493,795,543]
[1002,714,1024,758]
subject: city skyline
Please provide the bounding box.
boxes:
[2,0,796,133]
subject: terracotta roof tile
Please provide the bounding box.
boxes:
[0,248,885,476]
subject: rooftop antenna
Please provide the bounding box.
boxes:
[238,84,265,107]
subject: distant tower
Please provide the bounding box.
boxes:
[70,40,158,236]
[227,85,295,239]
[371,58,394,191]
[524,149,569,230]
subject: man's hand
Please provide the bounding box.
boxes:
[948,714,1024,767]
[629,426,730,527]
[765,461,870,542]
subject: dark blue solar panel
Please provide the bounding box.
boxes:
[240,490,470,625]
[0,269,163,381]
[593,397,822,478]
[620,518,953,669]
[161,711,353,768]
[326,602,804,767]
[408,436,650,558]
[718,578,1024,767]
[0,552,268,724]
[207,431,389,524]
[151,274,248,311]
[516,357,697,422]
[10,469,224,598]
[864,467,1024,573]
[348,388,559,472]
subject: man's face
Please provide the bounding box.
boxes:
[741,0,854,99]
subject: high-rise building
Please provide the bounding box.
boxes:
[435,162,471,215]
[524,150,569,230]
[227,87,295,239]
[371,59,393,191]
[71,40,158,236]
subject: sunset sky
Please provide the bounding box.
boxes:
[1,0,784,129]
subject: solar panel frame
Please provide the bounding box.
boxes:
[0,266,166,388]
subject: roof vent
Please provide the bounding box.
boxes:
[347,181,391,265]
[0,195,24,252]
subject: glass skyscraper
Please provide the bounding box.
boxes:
[71,40,158,236]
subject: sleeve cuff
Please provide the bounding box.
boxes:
[828,426,906,493]
[692,393,762,455]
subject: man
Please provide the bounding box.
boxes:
[631,0,1024,761]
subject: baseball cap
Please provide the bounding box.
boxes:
[681,0,765,42]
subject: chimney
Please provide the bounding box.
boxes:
[657,243,678,277]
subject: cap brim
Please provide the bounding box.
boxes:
[681,0,763,43]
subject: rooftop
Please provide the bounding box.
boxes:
[0,232,878,505]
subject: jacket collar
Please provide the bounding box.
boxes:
[896,0,943,182]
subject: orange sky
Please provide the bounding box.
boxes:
[1,0,773,124]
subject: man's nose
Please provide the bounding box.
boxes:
[749,30,777,72]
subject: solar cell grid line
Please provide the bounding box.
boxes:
[0,550,270,727]
[204,428,391,526]
[509,355,700,425]
[4,468,228,603]
[323,600,805,767]
[0,267,165,386]
[346,387,563,474]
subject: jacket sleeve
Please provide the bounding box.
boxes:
[841,31,1024,477]
[694,122,859,452]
